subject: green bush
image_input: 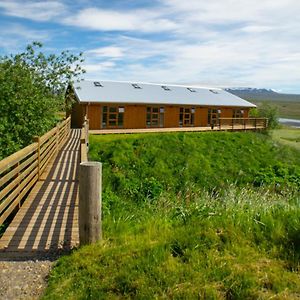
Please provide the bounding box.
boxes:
[0,42,84,159]
[250,102,279,129]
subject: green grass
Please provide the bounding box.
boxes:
[43,132,300,299]
[272,128,300,151]
[89,132,300,201]
[253,100,300,120]
[44,188,300,299]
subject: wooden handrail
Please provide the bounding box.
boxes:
[0,116,71,225]
[218,117,268,130]
[80,118,89,163]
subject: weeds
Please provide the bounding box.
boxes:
[43,132,300,299]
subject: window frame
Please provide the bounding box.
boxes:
[102,105,125,129]
[179,107,195,127]
[146,106,165,128]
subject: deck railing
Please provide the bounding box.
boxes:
[218,118,268,130]
[0,117,71,225]
[80,118,89,163]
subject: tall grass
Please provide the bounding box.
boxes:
[44,187,300,299]
[43,132,300,299]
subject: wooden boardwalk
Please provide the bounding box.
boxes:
[0,130,80,259]
[90,124,265,135]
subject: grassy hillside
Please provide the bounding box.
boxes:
[43,132,300,299]
[89,132,300,201]
[272,128,300,151]
[226,89,300,119]
[253,100,300,120]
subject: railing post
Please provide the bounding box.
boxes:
[86,119,89,148]
[232,118,234,130]
[219,119,221,130]
[33,136,41,180]
[244,119,246,130]
[79,161,102,245]
[56,124,60,153]
[254,119,257,130]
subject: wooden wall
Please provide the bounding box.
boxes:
[87,105,101,130]
[164,106,179,127]
[71,102,85,128]
[124,105,146,129]
[71,103,250,130]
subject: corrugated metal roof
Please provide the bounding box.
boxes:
[73,80,256,108]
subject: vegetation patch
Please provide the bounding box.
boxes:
[43,132,300,299]
[272,128,300,151]
[44,188,300,299]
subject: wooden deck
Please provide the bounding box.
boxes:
[90,124,265,135]
[0,129,80,259]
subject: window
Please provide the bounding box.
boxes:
[94,81,103,87]
[132,83,142,89]
[208,108,221,125]
[187,87,196,92]
[102,106,124,128]
[179,107,195,126]
[233,109,244,118]
[232,109,244,125]
[162,85,171,91]
[146,106,164,127]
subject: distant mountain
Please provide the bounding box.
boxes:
[225,88,300,102]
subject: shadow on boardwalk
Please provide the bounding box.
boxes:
[0,130,80,261]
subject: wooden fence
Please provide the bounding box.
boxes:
[0,117,71,225]
[218,118,268,130]
[80,118,89,163]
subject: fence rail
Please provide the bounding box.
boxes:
[218,118,268,130]
[80,118,89,163]
[0,117,71,225]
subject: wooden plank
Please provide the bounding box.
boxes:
[40,139,56,168]
[0,165,38,216]
[40,127,57,144]
[0,160,38,204]
[40,134,56,159]
[0,143,37,175]
[0,127,79,250]
[0,152,37,188]
[0,174,38,225]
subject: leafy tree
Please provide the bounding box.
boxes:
[0,42,85,159]
[250,102,279,129]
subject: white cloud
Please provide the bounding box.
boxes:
[63,7,178,32]
[0,0,66,21]
[83,61,116,73]
[87,46,124,58]
[1,0,299,92]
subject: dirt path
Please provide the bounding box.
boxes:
[0,260,53,300]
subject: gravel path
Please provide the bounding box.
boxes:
[0,260,53,300]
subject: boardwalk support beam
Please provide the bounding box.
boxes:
[79,161,102,245]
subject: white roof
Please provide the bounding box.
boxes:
[73,80,256,108]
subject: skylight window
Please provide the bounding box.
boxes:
[94,81,103,87]
[187,87,196,92]
[209,89,219,94]
[132,83,142,89]
[161,85,171,91]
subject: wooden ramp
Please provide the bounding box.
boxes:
[0,130,80,259]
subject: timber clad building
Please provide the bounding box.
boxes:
[69,80,256,130]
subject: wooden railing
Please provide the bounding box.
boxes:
[218,118,268,130]
[80,118,89,163]
[0,117,71,225]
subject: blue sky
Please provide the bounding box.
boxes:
[0,0,299,93]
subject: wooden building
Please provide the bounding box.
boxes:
[68,80,256,130]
